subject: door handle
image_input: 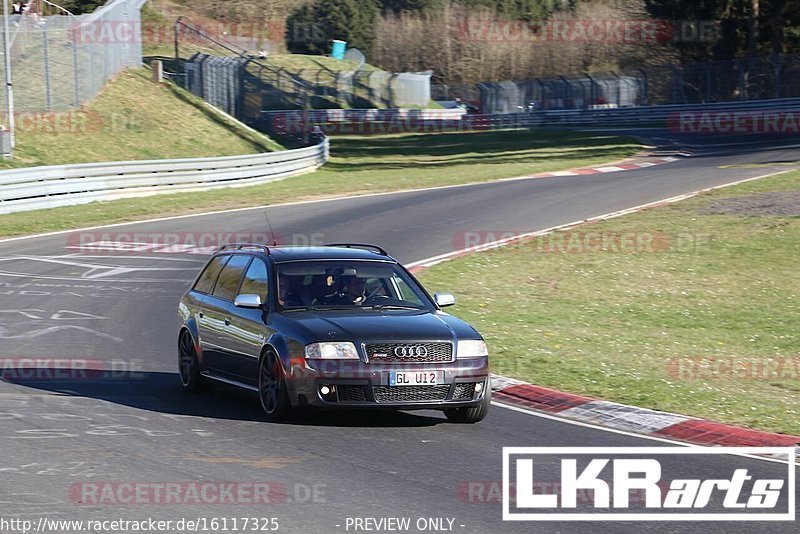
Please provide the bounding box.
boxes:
[224,317,231,326]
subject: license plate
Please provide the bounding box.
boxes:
[389,371,443,386]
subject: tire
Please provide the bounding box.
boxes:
[258,350,292,420]
[444,384,491,424]
[178,330,213,392]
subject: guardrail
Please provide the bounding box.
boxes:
[538,97,800,127]
[262,98,800,136]
[0,137,328,215]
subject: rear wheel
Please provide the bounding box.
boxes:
[444,385,491,423]
[259,350,292,420]
[178,330,213,392]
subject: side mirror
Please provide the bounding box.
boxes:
[234,294,263,309]
[434,292,456,308]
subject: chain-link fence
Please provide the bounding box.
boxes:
[175,18,431,118]
[184,54,432,120]
[0,0,145,119]
[435,55,800,114]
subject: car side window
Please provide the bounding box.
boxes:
[193,255,230,294]
[211,255,251,301]
[239,258,269,301]
[391,275,425,306]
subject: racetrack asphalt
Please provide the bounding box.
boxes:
[0,133,798,533]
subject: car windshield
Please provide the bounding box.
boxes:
[275,260,434,311]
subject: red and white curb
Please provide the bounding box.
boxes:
[525,156,678,179]
[490,374,800,457]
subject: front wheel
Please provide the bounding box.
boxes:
[259,350,292,421]
[444,384,491,423]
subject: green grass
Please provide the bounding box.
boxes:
[0,129,639,237]
[416,169,800,436]
[0,69,282,169]
[266,54,378,74]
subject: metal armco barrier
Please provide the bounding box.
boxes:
[263,98,800,136]
[0,137,328,215]
[538,97,800,127]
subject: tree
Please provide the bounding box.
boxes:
[287,0,379,54]
[59,0,106,15]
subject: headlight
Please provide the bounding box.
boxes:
[305,342,360,360]
[457,339,488,359]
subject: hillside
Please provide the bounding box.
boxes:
[0,69,283,170]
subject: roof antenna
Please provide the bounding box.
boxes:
[263,211,278,247]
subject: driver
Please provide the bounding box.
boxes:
[326,275,365,305]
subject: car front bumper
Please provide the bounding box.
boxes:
[287,357,489,410]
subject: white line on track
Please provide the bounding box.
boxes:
[492,402,796,466]
[406,168,792,269]
[0,158,677,246]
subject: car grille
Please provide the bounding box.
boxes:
[453,383,476,400]
[336,385,367,402]
[365,342,453,363]
[373,385,450,403]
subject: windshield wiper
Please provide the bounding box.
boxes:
[283,306,358,312]
[364,304,424,310]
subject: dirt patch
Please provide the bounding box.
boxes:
[703,190,800,216]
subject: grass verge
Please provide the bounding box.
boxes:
[416,169,800,435]
[0,129,638,238]
[0,69,282,170]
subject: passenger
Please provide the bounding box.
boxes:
[277,275,303,307]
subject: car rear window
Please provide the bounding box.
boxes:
[212,254,252,301]
[193,255,229,294]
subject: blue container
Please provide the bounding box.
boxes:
[331,40,347,60]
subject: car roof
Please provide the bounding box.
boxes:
[218,245,396,263]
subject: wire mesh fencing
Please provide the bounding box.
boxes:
[0,0,145,121]
[434,55,800,113]
[175,18,432,118]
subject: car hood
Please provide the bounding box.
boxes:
[282,309,479,342]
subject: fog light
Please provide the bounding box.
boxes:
[320,385,331,395]
[475,382,483,393]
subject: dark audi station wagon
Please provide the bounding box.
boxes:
[177,243,491,422]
